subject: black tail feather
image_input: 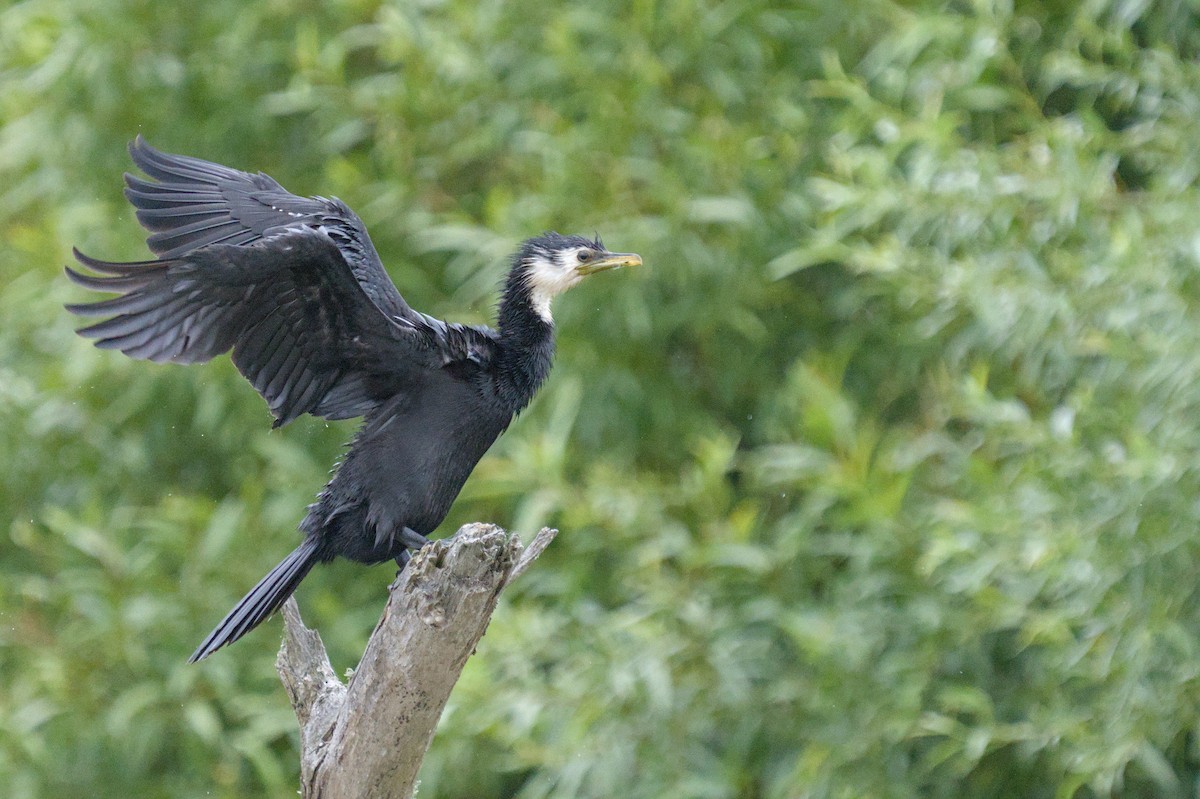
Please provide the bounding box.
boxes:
[188,538,320,663]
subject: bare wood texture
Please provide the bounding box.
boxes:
[276,523,557,799]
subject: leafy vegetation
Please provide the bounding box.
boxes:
[3,0,1200,796]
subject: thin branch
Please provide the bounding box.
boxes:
[506,526,558,585]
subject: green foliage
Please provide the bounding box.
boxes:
[3,0,1200,796]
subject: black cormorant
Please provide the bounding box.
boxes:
[65,137,641,661]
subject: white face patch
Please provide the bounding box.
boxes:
[524,247,590,323]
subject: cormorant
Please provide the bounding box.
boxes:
[65,137,640,662]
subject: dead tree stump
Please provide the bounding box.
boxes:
[275,523,557,798]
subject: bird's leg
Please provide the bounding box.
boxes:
[398,527,430,550]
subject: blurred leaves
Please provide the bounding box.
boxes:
[4,0,1200,796]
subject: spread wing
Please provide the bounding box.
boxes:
[67,227,499,427]
[123,135,429,328]
[66,139,502,426]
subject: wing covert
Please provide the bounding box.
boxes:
[124,136,424,326]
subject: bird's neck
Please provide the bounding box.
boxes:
[494,279,556,413]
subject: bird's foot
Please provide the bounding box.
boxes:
[392,528,431,576]
[394,548,411,575]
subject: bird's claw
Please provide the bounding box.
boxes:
[394,548,411,575]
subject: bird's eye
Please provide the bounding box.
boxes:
[577,250,592,262]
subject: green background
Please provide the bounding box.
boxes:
[4,0,1200,796]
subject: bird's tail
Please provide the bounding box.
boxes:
[188,538,321,663]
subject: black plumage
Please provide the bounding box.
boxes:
[66,137,640,661]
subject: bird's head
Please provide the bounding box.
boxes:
[512,232,642,323]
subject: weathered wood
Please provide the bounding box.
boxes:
[276,523,557,799]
